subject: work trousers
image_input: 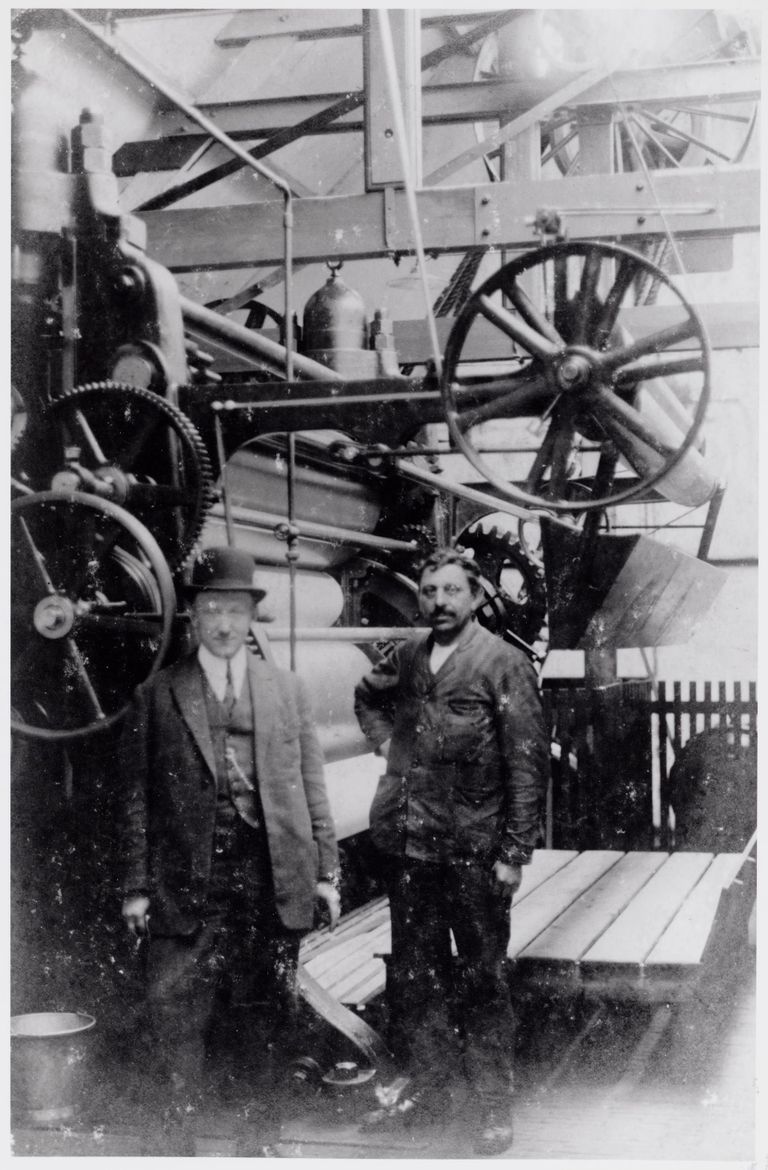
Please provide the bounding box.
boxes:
[380,854,516,1107]
[146,813,301,1096]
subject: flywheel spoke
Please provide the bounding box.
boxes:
[63,636,107,720]
[553,253,569,336]
[628,113,683,169]
[17,516,58,595]
[572,248,604,345]
[63,408,110,465]
[592,254,641,348]
[615,353,705,388]
[451,374,553,432]
[590,387,677,460]
[502,280,564,347]
[596,319,699,375]
[641,108,733,162]
[476,294,560,361]
[660,103,754,126]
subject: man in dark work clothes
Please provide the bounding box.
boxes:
[354,548,548,1156]
[119,547,340,1111]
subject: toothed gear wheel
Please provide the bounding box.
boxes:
[12,381,215,569]
[457,523,548,651]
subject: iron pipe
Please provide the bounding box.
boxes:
[181,296,339,382]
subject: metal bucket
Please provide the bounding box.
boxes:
[11,1011,96,1127]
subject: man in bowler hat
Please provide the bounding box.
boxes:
[119,546,340,1108]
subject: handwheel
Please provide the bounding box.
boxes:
[11,491,176,740]
[12,382,215,569]
[441,240,712,512]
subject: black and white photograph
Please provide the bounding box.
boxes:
[9,3,761,1161]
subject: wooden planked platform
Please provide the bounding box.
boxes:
[300,849,749,1007]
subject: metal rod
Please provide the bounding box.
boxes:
[697,482,726,560]
[217,389,440,411]
[260,627,427,642]
[287,432,297,671]
[393,457,575,527]
[213,413,235,546]
[183,297,338,382]
[206,502,419,554]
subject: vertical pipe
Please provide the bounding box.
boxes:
[287,432,297,671]
[284,200,294,384]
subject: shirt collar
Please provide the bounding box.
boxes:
[197,644,248,697]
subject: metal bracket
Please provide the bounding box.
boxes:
[475,188,499,245]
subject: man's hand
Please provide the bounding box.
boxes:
[316,881,341,931]
[122,894,151,936]
[491,861,523,898]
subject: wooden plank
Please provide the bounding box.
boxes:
[508,851,623,959]
[646,853,744,966]
[328,956,388,1003]
[300,908,388,962]
[332,962,388,1006]
[518,852,668,963]
[346,968,390,1005]
[582,851,715,966]
[516,850,580,902]
[303,923,390,982]
[300,897,388,958]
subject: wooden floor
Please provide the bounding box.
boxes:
[12,849,758,1160]
[11,966,756,1159]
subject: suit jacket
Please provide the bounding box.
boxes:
[354,621,548,866]
[119,651,338,934]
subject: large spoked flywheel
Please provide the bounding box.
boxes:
[11,491,176,741]
[441,240,714,513]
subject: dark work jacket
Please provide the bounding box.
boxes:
[119,652,338,935]
[353,622,548,866]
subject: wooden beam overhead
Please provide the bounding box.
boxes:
[114,58,760,177]
[215,9,514,46]
[140,167,759,271]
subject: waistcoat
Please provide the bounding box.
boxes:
[203,671,263,829]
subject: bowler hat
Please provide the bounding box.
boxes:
[187,547,266,601]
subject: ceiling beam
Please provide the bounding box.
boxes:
[115,58,760,177]
[215,9,517,46]
[140,166,759,271]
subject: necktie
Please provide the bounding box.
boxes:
[223,661,236,717]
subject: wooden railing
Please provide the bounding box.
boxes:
[542,679,757,851]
